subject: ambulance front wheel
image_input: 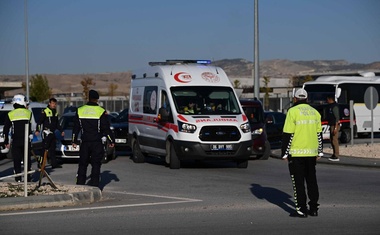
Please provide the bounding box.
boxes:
[237,159,248,168]
[168,142,180,169]
[132,138,145,163]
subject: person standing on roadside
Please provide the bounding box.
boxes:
[326,94,340,161]
[35,98,65,169]
[72,90,115,187]
[3,94,33,182]
[282,88,323,218]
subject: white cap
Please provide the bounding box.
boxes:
[294,88,308,99]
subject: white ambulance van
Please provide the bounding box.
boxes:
[128,60,252,169]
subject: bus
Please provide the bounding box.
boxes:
[302,72,380,142]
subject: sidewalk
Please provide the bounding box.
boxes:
[270,149,380,168]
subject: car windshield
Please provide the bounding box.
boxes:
[112,109,128,123]
[60,115,75,130]
[242,106,264,124]
[170,86,241,115]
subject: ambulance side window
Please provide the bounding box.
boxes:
[143,86,158,114]
[160,90,173,123]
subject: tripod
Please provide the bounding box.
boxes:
[33,149,57,189]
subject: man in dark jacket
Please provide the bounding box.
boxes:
[35,98,65,168]
[72,90,115,187]
[326,94,340,161]
[3,94,33,182]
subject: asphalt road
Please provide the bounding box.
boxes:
[0,154,379,234]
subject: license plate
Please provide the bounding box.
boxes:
[210,144,234,151]
[66,145,79,151]
[115,139,127,143]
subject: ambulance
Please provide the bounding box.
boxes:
[128,60,252,169]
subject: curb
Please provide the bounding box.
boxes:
[270,150,380,168]
[0,185,102,211]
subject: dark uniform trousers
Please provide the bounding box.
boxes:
[288,156,319,213]
[12,142,32,182]
[42,132,59,167]
[77,141,104,186]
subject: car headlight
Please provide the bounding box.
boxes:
[240,122,251,133]
[252,128,263,135]
[178,121,197,133]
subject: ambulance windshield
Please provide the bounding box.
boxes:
[171,86,241,115]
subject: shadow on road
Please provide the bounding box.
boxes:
[99,170,120,190]
[250,183,294,214]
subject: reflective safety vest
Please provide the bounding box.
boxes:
[8,108,32,122]
[77,105,104,119]
[283,103,322,157]
[43,107,58,123]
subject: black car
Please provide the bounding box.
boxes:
[109,108,130,153]
[264,111,286,149]
[240,99,271,160]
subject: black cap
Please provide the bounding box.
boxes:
[89,90,99,99]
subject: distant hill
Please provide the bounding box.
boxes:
[213,58,380,78]
[1,59,379,96]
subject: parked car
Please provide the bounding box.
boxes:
[264,111,286,149]
[57,111,115,163]
[109,108,130,153]
[240,99,271,160]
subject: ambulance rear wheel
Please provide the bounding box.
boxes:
[169,143,180,169]
[132,138,145,163]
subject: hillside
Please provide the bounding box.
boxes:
[1,59,380,97]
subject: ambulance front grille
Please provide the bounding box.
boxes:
[199,126,240,141]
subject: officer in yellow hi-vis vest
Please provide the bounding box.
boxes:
[282,88,323,218]
[72,90,115,187]
[3,94,33,182]
[35,98,65,169]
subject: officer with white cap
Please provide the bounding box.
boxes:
[3,94,33,182]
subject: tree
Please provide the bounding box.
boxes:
[81,77,96,101]
[108,83,118,97]
[233,79,241,89]
[23,74,52,102]
[262,76,271,110]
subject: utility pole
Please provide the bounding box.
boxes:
[24,0,30,101]
[254,0,260,99]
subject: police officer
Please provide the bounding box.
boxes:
[72,90,115,187]
[35,98,65,168]
[3,94,33,182]
[282,88,323,218]
[326,94,340,161]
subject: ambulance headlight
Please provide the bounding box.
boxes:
[252,128,263,135]
[240,122,251,133]
[178,121,197,133]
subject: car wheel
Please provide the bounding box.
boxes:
[169,142,180,169]
[132,138,145,163]
[256,140,271,160]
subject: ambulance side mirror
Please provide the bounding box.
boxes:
[157,107,169,123]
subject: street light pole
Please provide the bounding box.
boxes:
[254,0,260,99]
[24,0,30,101]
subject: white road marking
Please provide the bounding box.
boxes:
[0,192,202,217]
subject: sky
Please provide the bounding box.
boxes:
[0,0,379,75]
